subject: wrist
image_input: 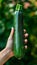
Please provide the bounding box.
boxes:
[0,47,14,65]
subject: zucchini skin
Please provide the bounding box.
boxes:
[13,11,24,59]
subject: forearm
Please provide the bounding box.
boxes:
[0,48,14,65]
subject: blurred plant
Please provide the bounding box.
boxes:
[0,0,37,65]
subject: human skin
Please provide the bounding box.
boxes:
[0,27,28,65]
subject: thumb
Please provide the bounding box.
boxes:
[9,27,14,39]
[6,27,14,49]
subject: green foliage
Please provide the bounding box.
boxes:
[0,0,37,65]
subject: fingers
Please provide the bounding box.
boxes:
[25,45,28,49]
[24,39,28,44]
[24,29,28,37]
[24,29,26,33]
[24,33,28,38]
[24,29,28,49]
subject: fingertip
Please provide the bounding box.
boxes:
[24,39,28,44]
[24,29,26,33]
[11,27,14,30]
[10,27,14,37]
[24,33,29,38]
[25,45,28,49]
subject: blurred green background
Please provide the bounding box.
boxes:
[0,0,37,65]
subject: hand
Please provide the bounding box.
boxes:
[6,27,28,56]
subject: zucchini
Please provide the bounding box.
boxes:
[13,10,24,59]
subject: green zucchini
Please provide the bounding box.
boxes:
[13,10,24,59]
